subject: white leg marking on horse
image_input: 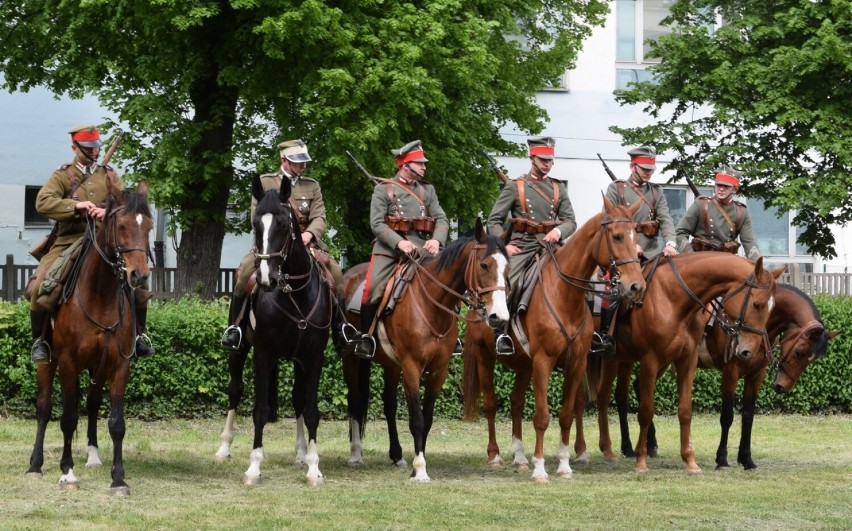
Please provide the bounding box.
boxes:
[305,440,324,487]
[574,451,590,465]
[59,468,79,488]
[244,447,265,482]
[556,442,573,478]
[531,456,549,482]
[487,454,503,466]
[85,445,102,468]
[215,409,237,462]
[510,436,529,468]
[258,214,273,284]
[348,419,364,466]
[294,415,307,465]
[411,452,430,482]
[490,254,511,322]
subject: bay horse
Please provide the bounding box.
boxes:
[340,218,510,481]
[582,283,838,470]
[587,253,784,473]
[25,180,153,496]
[461,197,646,481]
[218,176,332,486]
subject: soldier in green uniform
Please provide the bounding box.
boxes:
[675,165,760,260]
[597,146,679,357]
[29,125,154,364]
[350,140,450,359]
[221,139,345,350]
[486,136,576,355]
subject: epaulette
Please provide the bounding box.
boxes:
[259,172,280,180]
[57,164,71,171]
[732,199,747,207]
[298,176,318,183]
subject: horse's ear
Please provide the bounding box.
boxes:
[108,174,123,198]
[753,256,764,275]
[279,176,292,202]
[251,174,265,203]
[137,180,149,201]
[601,192,615,213]
[626,198,642,217]
[474,217,486,244]
[826,330,840,341]
[770,265,786,280]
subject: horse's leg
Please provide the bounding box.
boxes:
[616,362,636,458]
[107,365,130,496]
[556,357,586,479]
[343,355,370,466]
[477,340,502,465]
[509,363,532,469]
[382,366,406,467]
[673,355,702,474]
[401,359,429,482]
[215,342,250,462]
[633,361,661,473]
[244,351,272,485]
[26,363,56,478]
[85,377,104,468]
[292,359,309,466]
[737,366,766,470]
[597,360,619,461]
[572,381,589,465]
[529,355,554,482]
[299,349,325,487]
[715,363,739,470]
[632,372,658,457]
[269,360,280,423]
[415,359,450,482]
[58,370,80,489]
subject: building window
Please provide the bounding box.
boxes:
[746,199,790,256]
[25,186,50,227]
[615,0,673,89]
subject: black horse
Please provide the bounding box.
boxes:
[223,176,332,486]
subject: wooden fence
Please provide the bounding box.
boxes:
[2,254,850,302]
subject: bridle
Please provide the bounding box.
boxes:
[768,319,825,378]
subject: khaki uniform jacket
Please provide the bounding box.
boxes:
[253,172,329,251]
[369,176,449,257]
[605,178,676,258]
[487,174,576,250]
[676,197,760,259]
[36,163,123,246]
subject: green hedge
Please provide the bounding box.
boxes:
[1,295,849,421]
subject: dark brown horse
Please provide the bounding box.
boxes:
[217,177,333,486]
[340,218,510,481]
[578,283,838,470]
[25,180,153,496]
[462,197,646,481]
[588,253,784,473]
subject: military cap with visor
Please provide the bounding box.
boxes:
[527,136,556,160]
[627,145,657,170]
[278,139,312,163]
[69,125,103,148]
[392,140,428,167]
[714,164,742,188]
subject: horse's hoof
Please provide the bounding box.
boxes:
[686,468,703,476]
[24,471,43,479]
[213,454,231,463]
[648,448,658,458]
[574,452,590,465]
[557,471,573,479]
[487,456,503,466]
[715,464,731,471]
[392,459,407,468]
[634,467,649,474]
[110,486,130,497]
[515,463,530,471]
[243,474,261,485]
[603,453,618,462]
[348,458,364,467]
[85,462,102,469]
[532,476,549,483]
[409,475,430,483]
[307,476,324,487]
[59,481,79,491]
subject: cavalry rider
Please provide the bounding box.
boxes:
[349,140,450,359]
[29,125,154,365]
[486,136,576,356]
[597,145,679,358]
[676,165,761,259]
[221,139,344,350]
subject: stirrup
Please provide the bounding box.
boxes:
[31,339,51,366]
[495,334,514,357]
[341,322,360,344]
[135,334,155,357]
[452,338,464,357]
[591,332,616,359]
[353,336,376,360]
[221,325,242,351]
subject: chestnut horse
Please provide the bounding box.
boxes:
[588,253,784,473]
[217,177,333,487]
[462,197,646,481]
[340,218,510,481]
[25,180,153,496]
[580,283,838,470]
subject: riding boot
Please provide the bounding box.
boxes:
[452,337,464,357]
[592,301,618,360]
[332,296,358,357]
[353,302,377,360]
[221,295,246,351]
[30,309,51,365]
[494,325,514,357]
[135,306,155,358]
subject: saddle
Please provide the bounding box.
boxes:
[32,238,87,312]
[308,245,336,293]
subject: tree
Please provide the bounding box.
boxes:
[612,0,852,258]
[1,0,608,296]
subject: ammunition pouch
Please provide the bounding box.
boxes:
[29,229,58,261]
[635,219,660,238]
[509,218,561,236]
[691,237,740,254]
[384,215,436,234]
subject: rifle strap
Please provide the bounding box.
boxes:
[618,180,658,217]
[517,178,559,219]
[384,179,429,217]
[64,166,82,200]
[712,198,741,234]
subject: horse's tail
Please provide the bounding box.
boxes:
[356,358,371,439]
[462,331,482,421]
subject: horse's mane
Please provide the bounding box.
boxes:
[105,189,152,218]
[777,283,830,356]
[434,232,507,272]
[256,189,286,218]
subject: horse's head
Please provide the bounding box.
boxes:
[252,176,299,291]
[103,179,153,290]
[718,257,786,361]
[596,195,645,303]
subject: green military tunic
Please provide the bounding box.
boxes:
[486,174,576,288]
[364,175,450,304]
[676,197,760,259]
[605,177,676,257]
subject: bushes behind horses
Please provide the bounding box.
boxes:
[0,295,849,419]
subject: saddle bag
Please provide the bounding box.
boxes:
[635,219,660,238]
[690,237,722,253]
[29,226,58,260]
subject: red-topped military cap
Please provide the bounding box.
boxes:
[392,140,428,167]
[627,145,657,170]
[527,136,556,160]
[68,125,103,148]
[714,164,742,188]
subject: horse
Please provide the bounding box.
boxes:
[579,282,838,470]
[216,176,333,487]
[340,217,510,482]
[461,197,646,481]
[25,180,153,496]
[579,252,784,474]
